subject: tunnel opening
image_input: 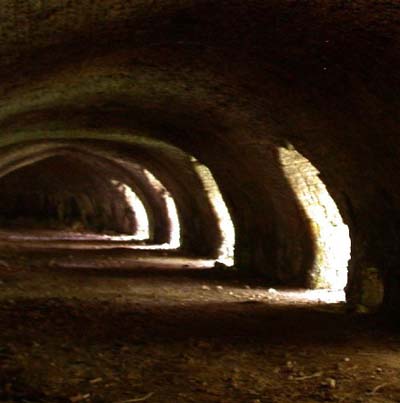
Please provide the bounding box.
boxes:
[191,157,235,267]
[0,139,232,267]
[278,145,351,299]
[0,155,140,237]
[142,169,181,249]
[111,180,150,241]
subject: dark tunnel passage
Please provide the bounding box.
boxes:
[0,1,399,402]
[0,154,141,235]
[0,138,239,265]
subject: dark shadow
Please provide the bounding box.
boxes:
[0,297,385,347]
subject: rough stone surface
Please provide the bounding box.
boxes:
[279,147,351,289]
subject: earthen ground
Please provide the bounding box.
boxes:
[0,262,399,403]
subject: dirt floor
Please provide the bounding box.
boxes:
[0,261,400,403]
[0,229,180,251]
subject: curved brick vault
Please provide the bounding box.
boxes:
[0,139,227,257]
[0,152,142,235]
[0,142,178,245]
[0,1,398,313]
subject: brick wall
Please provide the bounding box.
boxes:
[279,147,351,289]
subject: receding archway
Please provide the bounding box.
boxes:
[0,142,183,249]
[0,138,237,268]
[0,154,142,236]
[278,145,351,295]
[192,157,235,266]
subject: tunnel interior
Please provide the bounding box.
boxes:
[0,1,399,402]
[0,153,141,234]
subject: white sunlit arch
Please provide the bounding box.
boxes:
[279,146,351,295]
[143,169,181,249]
[191,157,235,267]
[111,180,150,241]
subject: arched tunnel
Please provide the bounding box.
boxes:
[0,2,399,402]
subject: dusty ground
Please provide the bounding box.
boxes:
[0,262,399,403]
